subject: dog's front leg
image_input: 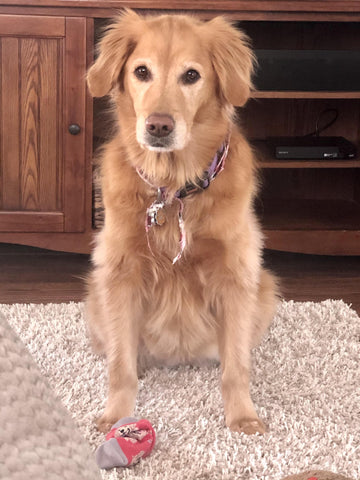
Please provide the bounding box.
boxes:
[96,281,140,433]
[218,284,266,435]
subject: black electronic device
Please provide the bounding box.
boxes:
[266,136,357,160]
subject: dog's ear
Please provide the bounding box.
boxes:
[205,17,255,106]
[87,9,142,97]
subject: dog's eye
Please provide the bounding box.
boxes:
[134,65,152,82]
[182,69,201,85]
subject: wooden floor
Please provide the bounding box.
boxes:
[0,243,359,314]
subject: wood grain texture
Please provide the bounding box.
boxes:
[2,1,360,13]
[39,38,62,211]
[63,16,87,232]
[1,38,20,210]
[0,212,63,232]
[0,36,62,212]
[1,8,360,22]
[260,159,360,169]
[0,231,94,252]
[20,38,41,211]
[84,17,95,231]
[0,14,65,36]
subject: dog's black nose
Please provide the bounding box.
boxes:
[145,114,175,138]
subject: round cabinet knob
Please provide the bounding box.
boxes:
[68,124,81,135]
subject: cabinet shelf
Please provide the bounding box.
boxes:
[260,197,360,253]
[257,165,360,254]
[260,159,360,169]
[252,140,359,169]
[259,198,360,232]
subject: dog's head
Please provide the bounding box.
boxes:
[88,10,254,181]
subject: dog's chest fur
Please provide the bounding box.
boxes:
[140,257,220,365]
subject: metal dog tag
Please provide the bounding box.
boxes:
[147,202,166,227]
[146,189,166,227]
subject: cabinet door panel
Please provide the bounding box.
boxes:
[20,37,62,212]
[0,15,87,233]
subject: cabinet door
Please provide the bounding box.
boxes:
[0,15,87,233]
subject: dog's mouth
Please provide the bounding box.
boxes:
[144,134,175,152]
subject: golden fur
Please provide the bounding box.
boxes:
[86,9,279,435]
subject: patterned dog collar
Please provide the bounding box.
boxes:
[137,136,230,263]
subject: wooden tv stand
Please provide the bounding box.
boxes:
[0,1,359,255]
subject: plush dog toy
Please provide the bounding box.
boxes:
[95,417,156,469]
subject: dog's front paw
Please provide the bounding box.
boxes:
[96,392,136,433]
[227,416,266,435]
[96,414,116,434]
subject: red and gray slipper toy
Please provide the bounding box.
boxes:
[95,417,156,469]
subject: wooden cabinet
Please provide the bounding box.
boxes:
[0,14,93,252]
[0,2,359,255]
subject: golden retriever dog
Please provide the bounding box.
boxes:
[86,9,279,435]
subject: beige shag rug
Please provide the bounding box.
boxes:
[0,300,359,480]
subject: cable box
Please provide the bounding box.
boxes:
[266,136,357,160]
